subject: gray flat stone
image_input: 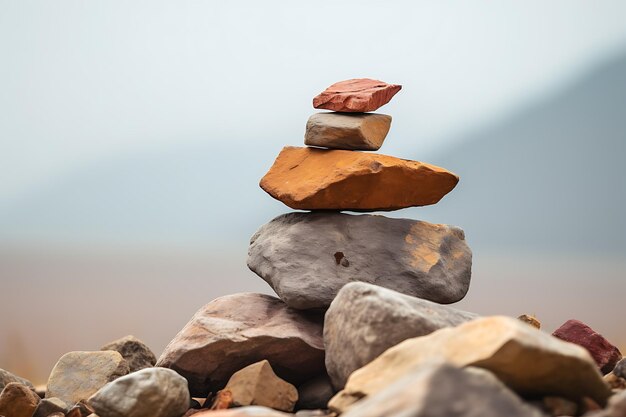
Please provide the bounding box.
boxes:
[304,112,391,151]
[324,282,478,389]
[248,212,472,310]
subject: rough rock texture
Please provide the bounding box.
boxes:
[0,382,40,417]
[88,368,189,417]
[34,397,69,417]
[259,146,459,211]
[248,212,472,310]
[324,282,478,389]
[222,360,298,412]
[312,78,401,112]
[304,113,391,151]
[190,407,291,417]
[330,316,611,413]
[46,351,129,405]
[339,364,543,417]
[101,335,157,372]
[552,319,622,374]
[296,375,334,410]
[0,368,35,392]
[156,293,325,397]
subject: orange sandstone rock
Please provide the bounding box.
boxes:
[313,78,402,112]
[260,146,459,211]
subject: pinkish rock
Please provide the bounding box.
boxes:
[312,79,401,112]
[156,293,325,397]
[553,319,622,374]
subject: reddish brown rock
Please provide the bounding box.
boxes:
[0,382,40,417]
[156,293,325,397]
[260,147,459,211]
[553,319,622,374]
[313,78,401,112]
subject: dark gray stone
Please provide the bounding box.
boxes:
[339,364,545,417]
[247,212,472,310]
[101,335,156,372]
[296,375,334,410]
[33,397,68,417]
[324,282,478,389]
[613,358,626,379]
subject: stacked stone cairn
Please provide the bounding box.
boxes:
[2,79,626,417]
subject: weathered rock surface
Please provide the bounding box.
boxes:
[296,375,334,410]
[191,407,291,417]
[101,335,157,372]
[221,360,298,412]
[330,316,611,413]
[0,382,40,417]
[324,282,478,389]
[88,367,189,417]
[260,147,459,211]
[46,351,129,405]
[156,293,325,397]
[553,319,622,374]
[33,397,69,417]
[0,368,35,392]
[339,364,544,417]
[304,113,391,151]
[248,212,472,310]
[312,78,401,112]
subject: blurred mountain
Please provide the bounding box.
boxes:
[1,51,625,253]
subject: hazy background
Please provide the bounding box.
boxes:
[1,1,625,384]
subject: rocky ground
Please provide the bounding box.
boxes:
[1,79,624,417]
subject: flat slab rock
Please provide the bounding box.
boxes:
[156,293,325,397]
[324,282,478,389]
[340,364,544,417]
[330,316,611,413]
[260,147,458,211]
[312,78,401,112]
[553,319,622,374]
[248,212,472,310]
[46,351,129,405]
[88,367,189,417]
[304,112,391,151]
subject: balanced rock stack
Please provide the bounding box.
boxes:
[249,78,472,310]
[4,79,625,417]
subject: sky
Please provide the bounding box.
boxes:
[2,1,626,208]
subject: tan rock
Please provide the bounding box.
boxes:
[220,360,298,412]
[518,314,541,329]
[329,316,610,413]
[312,78,401,112]
[304,113,391,151]
[260,147,459,211]
[46,351,129,405]
[191,407,291,417]
[0,382,40,417]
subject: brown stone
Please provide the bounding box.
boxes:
[553,319,622,374]
[518,314,541,329]
[0,382,40,417]
[156,293,325,397]
[220,360,298,412]
[312,78,401,112]
[260,147,459,211]
[304,113,391,151]
[100,335,156,372]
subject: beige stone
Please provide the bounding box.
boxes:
[304,112,391,151]
[329,316,610,413]
[222,360,298,412]
[46,351,129,405]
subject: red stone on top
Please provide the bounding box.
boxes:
[552,319,623,374]
[312,78,402,113]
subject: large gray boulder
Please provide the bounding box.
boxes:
[339,363,545,417]
[247,212,472,310]
[324,282,478,389]
[88,367,189,417]
[156,293,325,397]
